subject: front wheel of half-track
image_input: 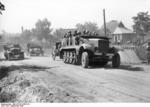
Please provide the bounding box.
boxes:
[81,52,89,68]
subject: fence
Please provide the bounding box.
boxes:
[113,44,147,61]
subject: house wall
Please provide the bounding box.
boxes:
[112,33,135,44]
[122,33,135,44]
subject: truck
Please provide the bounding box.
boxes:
[27,43,44,56]
[4,44,24,60]
[59,33,120,68]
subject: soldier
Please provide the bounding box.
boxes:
[83,30,86,35]
[86,30,90,34]
[65,32,69,46]
[146,42,150,64]
[89,32,92,36]
[77,31,81,37]
[94,32,98,36]
[92,31,98,36]
[74,30,81,45]
[68,31,72,45]
[73,30,78,36]
[61,34,67,47]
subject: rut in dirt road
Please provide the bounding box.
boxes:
[0,57,150,102]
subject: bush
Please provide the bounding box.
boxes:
[135,46,147,61]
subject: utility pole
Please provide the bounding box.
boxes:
[103,9,107,36]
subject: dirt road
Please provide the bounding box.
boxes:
[0,56,150,103]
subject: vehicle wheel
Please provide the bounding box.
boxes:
[22,54,24,59]
[66,52,69,63]
[5,55,8,60]
[112,53,120,68]
[69,52,73,64]
[81,52,89,68]
[72,52,76,64]
[8,54,11,61]
[63,52,67,63]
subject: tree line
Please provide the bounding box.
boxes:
[1,1,150,47]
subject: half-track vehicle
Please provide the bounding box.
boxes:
[59,32,120,68]
[27,43,44,56]
[4,44,24,60]
[51,41,61,60]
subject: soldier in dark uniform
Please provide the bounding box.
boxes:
[73,30,78,36]
[86,30,90,36]
[68,31,72,45]
[83,30,86,35]
[146,42,150,64]
[66,31,69,46]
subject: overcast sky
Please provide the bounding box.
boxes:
[0,0,150,33]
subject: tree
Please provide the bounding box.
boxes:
[21,29,32,43]
[53,28,66,39]
[132,12,150,42]
[0,2,5,14]
[76,22,101,34]
[32,18,52,41]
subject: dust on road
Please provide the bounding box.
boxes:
[0,56,150,103]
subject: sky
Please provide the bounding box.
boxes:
[0,0,150,33]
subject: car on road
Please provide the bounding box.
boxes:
[4,44,24,60]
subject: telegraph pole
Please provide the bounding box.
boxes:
[103,9,107,36]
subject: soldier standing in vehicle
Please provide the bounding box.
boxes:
[68,31,72,45]
[73,30,79,45]
[61,34,67,47]
[66,32,69,46]
[146,42,150,64]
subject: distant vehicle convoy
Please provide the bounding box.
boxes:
[53,30,120,68]
[3,44,24,60]
[2,30,120,68]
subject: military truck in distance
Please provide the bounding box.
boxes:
[27,43,44,56]
[4,44,24,60]
[59,34,120,68]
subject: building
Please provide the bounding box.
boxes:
[101,20,136,44]
[112,22,136,44]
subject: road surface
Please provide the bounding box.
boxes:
[0,56,150,103]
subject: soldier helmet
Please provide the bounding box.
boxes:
[77,30,81,35]
[73,30,78,36]
[85,30,89,34]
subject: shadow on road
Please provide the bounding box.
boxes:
[0,65,54,80]
[116,65,144,71]
[89,63,144,72]
[0,57,31,61]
